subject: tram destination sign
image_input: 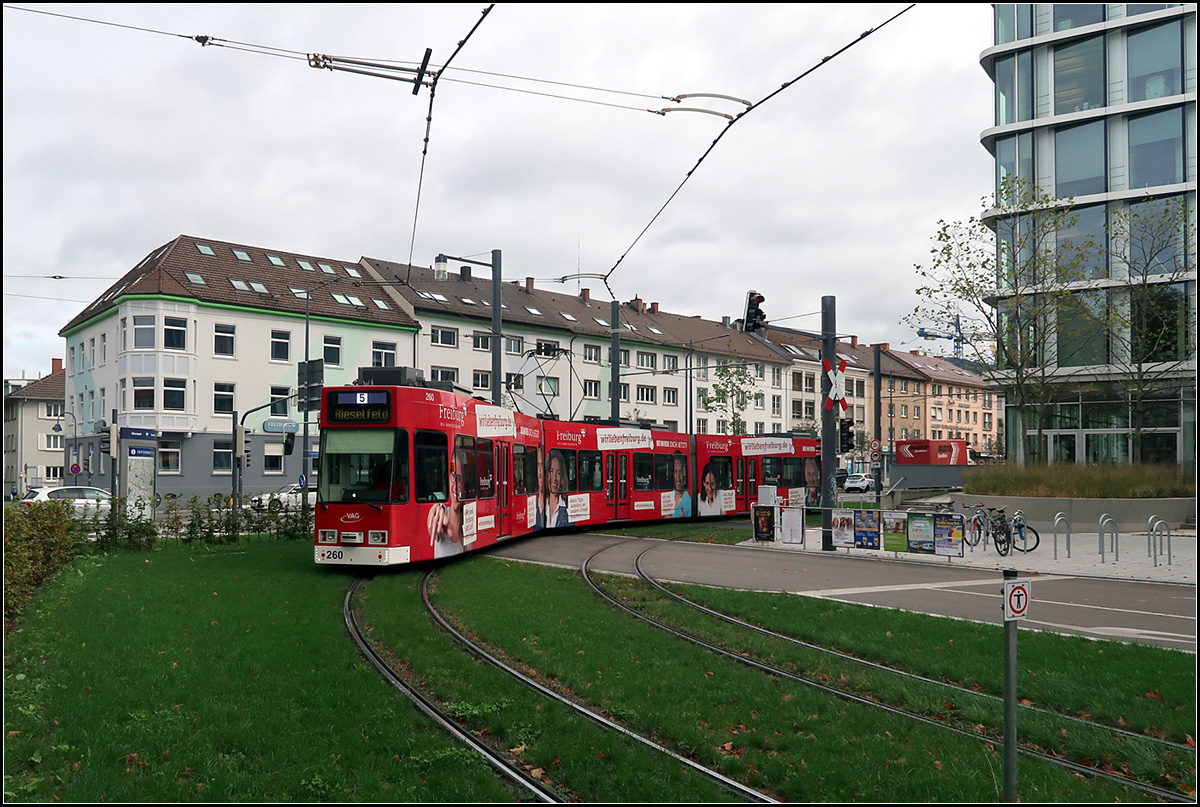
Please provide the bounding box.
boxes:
[326,390,392,425]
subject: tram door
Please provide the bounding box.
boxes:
[496,442,511,537]
[612,452,630,520]
[746,457,758,508]
[735,457,747,513]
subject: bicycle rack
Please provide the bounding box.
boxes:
[1147,515,1173,567]
[1098,514,1119,563]
[1052,512,1070,560]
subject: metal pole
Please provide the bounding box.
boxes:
[874,344,882,498]
[302,293,311,523]
[491,249,503,407]
[1003,568,1018,801]
[820,296,836,551]
[610,299,620,425]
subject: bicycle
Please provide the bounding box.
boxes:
[964,502,988,549]
[1010,508,1040,553]
[982,505,1013,556]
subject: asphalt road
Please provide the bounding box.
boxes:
[486,530,1197,653]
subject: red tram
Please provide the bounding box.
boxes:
[314,383,820,566]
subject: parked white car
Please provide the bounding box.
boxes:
[843,473,873,493]
[21,486,114,517]
[250,483,317,512]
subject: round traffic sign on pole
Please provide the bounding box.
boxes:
[870,439,881,452]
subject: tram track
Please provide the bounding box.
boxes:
[342,578,563,804]
[580,542,1193,803]
[418,568,778,803]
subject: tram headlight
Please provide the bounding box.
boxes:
[368,530,388,545]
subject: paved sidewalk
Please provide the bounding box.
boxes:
[746,528,1196,585]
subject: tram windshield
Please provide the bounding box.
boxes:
[319,428,409,504]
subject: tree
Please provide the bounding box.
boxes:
[906,178,1095,466]
[702,359,756,436]
[1102,195,1196,463]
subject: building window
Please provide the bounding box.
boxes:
[665,355,679,373]
[994,50,1033,125]
[214,383,235,415]
[636,385,656,404]
[323,335,341,367]
[214,324,235,356]
[1132,282,1189,363]
[1127,20,1183,103]
[771,395,782,417]
[1057,290,1109,367]
[696,418,708,434]
[213,440,233,474]
[158,440,181,474]
[430,327,457,347]
[1054,35,1105,115]
[1055,121,1106,197]
[1128,107,1184,190]
[163,378,186,411]
[271,386,290,416]
[537,340,560,357]
[696,356,708,379]
[805,373,815,393]
[584,344,602,363]
[805,400,815,419]
[664,388,678,406]
[164,317,187,351]
[1054,5,1104,32]
[472,332,492,351]
[133,377,155,410]
[133,316,155,349]
[430,367,457,384]
[1056,204,1108,280]
[610,382,629,402]
[505,336,524,355]
[506,373,524,391]
[637,351,656,370]
[536,376,559,396]
[372,341,397,367]
[271,330,290,362]
[264,443,284,474]
[473,371,491,391]
[771,367,782,388]
[583,379,600,399]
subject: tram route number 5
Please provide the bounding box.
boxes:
[1004,580,1030,621]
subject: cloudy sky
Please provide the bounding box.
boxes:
[3,3,996,381]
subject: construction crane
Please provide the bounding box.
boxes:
[916,316,967,360]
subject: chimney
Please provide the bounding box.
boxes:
[650,302,659,315]
[911,349,921,355]
[873,342,890,351]
[850,336,858,348]
[629,296,644,313]
[52,358,63,374]
[525,277,535,293]
[459,266,472,282]
[580,288,590,303]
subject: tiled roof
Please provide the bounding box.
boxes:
[364,258,786,362]
[59,235,420,336]
[4,369,65,401]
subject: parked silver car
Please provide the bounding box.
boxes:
[21,486,114,517]
[250,483,317,512]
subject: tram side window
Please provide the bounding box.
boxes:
[761,457,781,486]
[654,453,674,491]
[521,446,539,496]
[415,430,449,503]
[476,437,494,499]
[454,435,478,501]
[710,456,734,490]
[578,450,603,492]
[782,457,804,488]
[632,452,655,492]
[513,444,527,495]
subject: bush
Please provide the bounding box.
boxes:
[3,501,86,622]
[964,463,1195,498]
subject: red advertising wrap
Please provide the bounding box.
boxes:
[894,439,968,466]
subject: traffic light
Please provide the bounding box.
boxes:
[839,420,854,452]
[284,432,296,456]
[741,291,767,332]
[108,422,119,458]
[234,424,246,458]
[244,441,252,468]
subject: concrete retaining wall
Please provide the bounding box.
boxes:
[947,493,1195,532]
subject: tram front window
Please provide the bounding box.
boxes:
[320,429,409,504]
